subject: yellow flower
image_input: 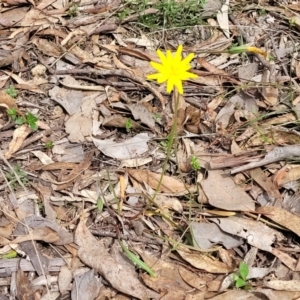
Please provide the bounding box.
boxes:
[147,45,198,95]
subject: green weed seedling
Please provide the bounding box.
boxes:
[26,112,38,130]
[119,240,156,277]
[7,108,38,131]
[125,118,133,131]
[44,141,54,149]
[5,85,18,98]
[5,165,29,189]
[190,155,201,171]
[67,4,79,17]
[232,261,251,289]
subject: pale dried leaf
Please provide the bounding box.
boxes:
[128,169,196,195]
[264,279,300,291]
[71,269,101,300]
[216,0,230,38]
[58,266,72,294]
[75,217,150,299]
[4,125,32,159]
[256,206,300,237]
[177,249,233,274]
[201,169,255,211]
[32,151,54,165]
[213,216,284,252]
[126,103,155,129]
[93,133,150,160]
[191,222,242,250]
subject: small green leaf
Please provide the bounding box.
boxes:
[26,112,38,130]
[1,250,17,259]
[235,278,246,288]
[97,198,104,212]
[239,262,249,281]
[119,240,156,277]
[15,116,25,125]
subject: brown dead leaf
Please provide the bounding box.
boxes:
[271,248,298,271]
[127,169,195,195]
[261,68,278,106]
[11,226,60,245]
[0,90,17,110]
[31,37,62,58]
[250,168,281,201]
[71,269,102,300]
[4,125,32,159]
[0,223,15,239]
[196,57,240,85]
[274,165,300,186]
[201,169,255,211]
[207,290,261,300]
[16,267,35,300]
[138,251,194,293]
[75,216,156,299]
[58,265,73,295]
[2,0,34,5]
[178,266,207,290]
[177,248,233,274]
[256,206,300,237]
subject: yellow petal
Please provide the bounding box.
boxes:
[157,49,168,66]
[166,50,173,62]
[181,53,195,65]
[174,79,183,94]
[157,74,169,83]
[166,78,175,93]
[174,45,183,64]
[150,61,166,73]
[179,71,198,80]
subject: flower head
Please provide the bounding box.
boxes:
[147,45,198,95]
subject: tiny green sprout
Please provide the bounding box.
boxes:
[258,8,266,15]
[1,250,17,259]
[153,113,162,120]
[25,112,38,131]
[125,118,133,131]
[5,85,18,98]
[97,198,104,212]
[6,108,38,130]
[119,240,156,277]
[118,8,130,20]
[5,164,29,189]
[44,141,54,149]
[232,261,251,289]
[190,155,201,171]
[268,54,275,61]
[7,107,18,121]
[290,18,296,26]
[67,4,79,17]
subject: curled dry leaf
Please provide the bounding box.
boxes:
[93,133,151,160]
[4,125,32,159]
[75,216,152,299]
[177,248,233,274]
[212,216,284,252]
[58,266,73,295]
[201,169,255,211]
[0,90,17,110]
[71,269,102,300]
[127,169,196,195]
[264,279,300,292]
[256,206,300,237]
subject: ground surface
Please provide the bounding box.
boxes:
[1,0,300,299]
